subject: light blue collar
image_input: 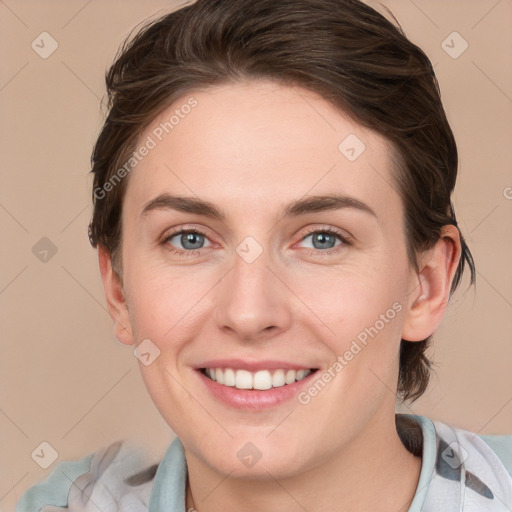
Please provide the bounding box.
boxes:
[404,414,437,511]
[149,436,188,512]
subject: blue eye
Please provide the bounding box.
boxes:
[300,229,344,250]
[164,229,212,256]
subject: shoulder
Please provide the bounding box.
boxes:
[431,419,512,474]
[478,433,512,477]
[15,440,159,512]
[398,415,512,510]
[430,418,512,475]
[429,418,512,502]
[15,450,94,512]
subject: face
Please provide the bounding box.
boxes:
[108,79,425,478]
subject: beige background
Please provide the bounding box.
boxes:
[1,0,511,509]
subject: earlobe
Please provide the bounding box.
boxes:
[402,225,462,342]
[98,245,134,346]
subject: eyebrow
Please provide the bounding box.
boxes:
[140,193,377,222]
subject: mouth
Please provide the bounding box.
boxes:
[200,367,318,390]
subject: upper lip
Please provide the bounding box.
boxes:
[194,359,317,372]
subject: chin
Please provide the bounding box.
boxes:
[193,432,317,480]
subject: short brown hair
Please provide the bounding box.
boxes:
[88,0,475,402]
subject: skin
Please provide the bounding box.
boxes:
[99,79,461,511]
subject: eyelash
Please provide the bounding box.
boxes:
[162,226,351,258]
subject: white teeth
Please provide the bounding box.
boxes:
[296,369,307,381]
[285,369,296,385]
[253,370,273,390]
[235,369,253,389]
[223,368,236,387]
[272,369,286,387]
[203,367,313,390]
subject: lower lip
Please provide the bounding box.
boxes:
[196,369,317,410]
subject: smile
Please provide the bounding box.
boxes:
[201,367,315,390]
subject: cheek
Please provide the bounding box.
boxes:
[289,261,410,395]
[291,262,407,337]
[293,267,408,419]
[124,259,214,345]
[122,263,209,429]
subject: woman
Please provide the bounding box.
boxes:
[16,0,512,510]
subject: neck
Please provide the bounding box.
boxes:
[185,412,422,512]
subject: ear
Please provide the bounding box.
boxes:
[98,245,134,346]
[402,224,462,342]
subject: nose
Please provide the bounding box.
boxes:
[212,246,292,343]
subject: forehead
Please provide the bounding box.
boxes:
[123,79,403,224]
